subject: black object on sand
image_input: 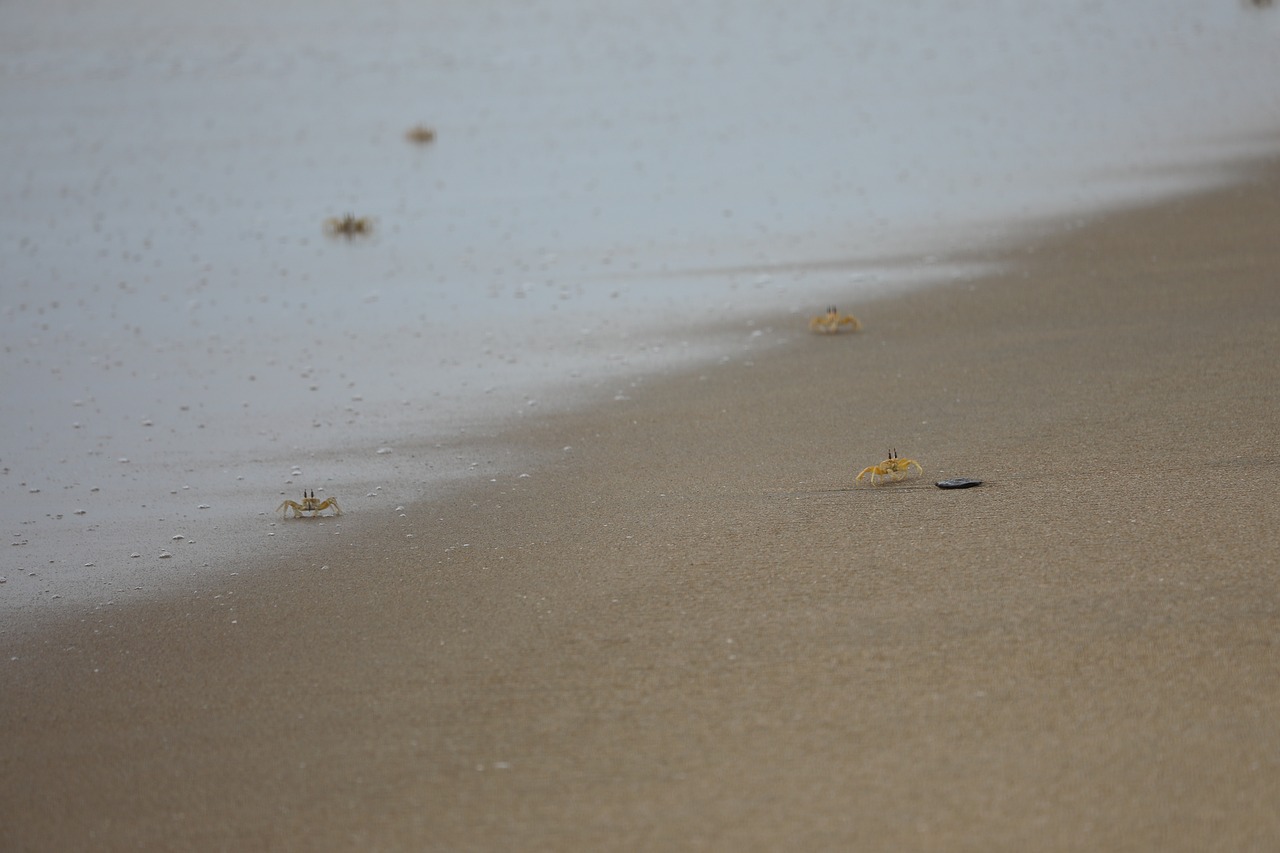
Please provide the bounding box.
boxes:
[935,478,982,489]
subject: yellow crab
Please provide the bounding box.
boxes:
[856,449,923,486]
[277,490,343,518]
[324,214,373,238]
[809,305,862,334]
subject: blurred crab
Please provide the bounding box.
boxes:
[809,306,862,334]
[277,490,342,518]
[405,124,437,144]
[856,449,923,486]
[324,214,373,238]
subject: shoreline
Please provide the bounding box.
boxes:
[0,149,1259,632]
[4,153,1280,849]
[8,0,1280,629]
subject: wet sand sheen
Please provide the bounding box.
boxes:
[3,156,1280,850]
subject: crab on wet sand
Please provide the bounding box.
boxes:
[809,306,862,334]
[277,490,342,518]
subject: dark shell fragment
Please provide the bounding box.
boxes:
[935,478,982,489]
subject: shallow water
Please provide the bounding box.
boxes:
[2,0,1279,619]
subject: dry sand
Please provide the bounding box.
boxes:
[4,155,1280,851]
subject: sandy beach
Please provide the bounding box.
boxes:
[4,152,1280,849]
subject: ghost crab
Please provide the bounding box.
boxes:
[809,305,862,334]
[324,214,373,238]
[405,124,437,144]
[856,449,923,486]
[277,490,342,518]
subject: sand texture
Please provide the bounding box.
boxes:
[4,159,1280,851]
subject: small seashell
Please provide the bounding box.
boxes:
[159,551,172,558]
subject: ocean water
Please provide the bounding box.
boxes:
[2,0,1279,619]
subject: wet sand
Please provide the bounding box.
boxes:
[4,156,1280,851]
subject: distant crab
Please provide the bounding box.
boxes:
[324,214,373,238]
[809,306,862,334]
[856,449,923,486]
[405,124,437,144]
[277,490,342,518]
